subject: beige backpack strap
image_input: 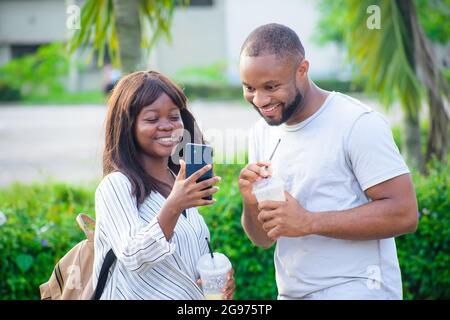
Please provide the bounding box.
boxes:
[76,213,95,241]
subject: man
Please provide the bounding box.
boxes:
[238,23,418,300]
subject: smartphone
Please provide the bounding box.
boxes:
[185,143,214,200]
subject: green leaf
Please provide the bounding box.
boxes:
[14,254,34,273]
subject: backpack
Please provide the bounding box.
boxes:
[39,213,116,300]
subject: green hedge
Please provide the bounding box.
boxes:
[397,159,450,299]
[0,160,449,299]
[0,183,95,299]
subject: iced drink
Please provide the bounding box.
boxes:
[197,252,232,300]
[252,176,285,202]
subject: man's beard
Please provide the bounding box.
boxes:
[253,89,303,126]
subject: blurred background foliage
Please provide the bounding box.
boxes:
[316,0,450,172]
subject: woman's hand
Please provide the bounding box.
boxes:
[221,268,235,300]
[196,268,236,300]
[166,160,221,213]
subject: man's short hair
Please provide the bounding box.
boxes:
[240,23,305,60]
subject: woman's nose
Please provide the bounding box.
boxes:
[157,120,174,131]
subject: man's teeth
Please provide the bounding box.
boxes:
[263,104,279,112]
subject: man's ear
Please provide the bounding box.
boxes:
[296,58,309,80]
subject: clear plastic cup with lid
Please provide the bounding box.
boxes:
[252,175,286,202]
[196,252,232,300]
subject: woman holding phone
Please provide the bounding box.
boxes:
[93,70,235,299]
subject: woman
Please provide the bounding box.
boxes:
[93,71,234,299]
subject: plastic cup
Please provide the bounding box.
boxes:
[196,252,232,300]
[252,176,286,202]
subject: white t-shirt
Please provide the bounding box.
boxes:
[248,92,409,299]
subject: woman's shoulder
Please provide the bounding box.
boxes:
[96,171,132,193]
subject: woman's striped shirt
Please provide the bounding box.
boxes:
[92,171,211,300]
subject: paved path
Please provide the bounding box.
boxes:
[0,101,260,186]
[0,97,404,187]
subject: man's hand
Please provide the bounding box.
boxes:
[238,161,272,204]
[258,192,313,241]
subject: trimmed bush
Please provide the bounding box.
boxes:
[0,160,448,299]
[397,159,450,299]
[0,182,95,299]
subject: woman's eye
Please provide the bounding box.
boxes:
[146,118,158,123]
[170,115,181,121]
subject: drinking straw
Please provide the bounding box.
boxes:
[264,138,281,174]
[268,138,281,162]
[205,237,214,259]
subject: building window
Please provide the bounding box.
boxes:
[10,44,41,59]
[176,0,214,7]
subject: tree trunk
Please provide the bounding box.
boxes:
[113,0,142,74]
[408,1,450,166]
[395,0,424,171]
[425,87,449,163]
[403,110,423,171]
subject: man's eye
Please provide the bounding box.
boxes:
[267,85,279,91]
[245,86,254,92]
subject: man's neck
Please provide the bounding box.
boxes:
[286,80,330,125]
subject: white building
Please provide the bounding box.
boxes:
[0,0,346,91]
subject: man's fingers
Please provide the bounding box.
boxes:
[267,226,281,241]
[262,218,279,232]
[256,161,271,167]
[239,167,261,182]
[258,200,283,211]
[247,163,270,178]
[258,209,275,224]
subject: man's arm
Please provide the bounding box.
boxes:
[310,173,418,240]
[259,173,418,241]
[242,199,274,248]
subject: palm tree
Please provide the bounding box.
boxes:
[68,0,187,74]
[344,0,425,170]
[317,0,449,171]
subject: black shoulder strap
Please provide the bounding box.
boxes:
[92,249,116,300]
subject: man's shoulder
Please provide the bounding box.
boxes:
[331,92,373,116]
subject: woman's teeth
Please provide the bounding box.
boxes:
[157,137,177,142]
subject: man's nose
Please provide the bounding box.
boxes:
[252,91,271,108]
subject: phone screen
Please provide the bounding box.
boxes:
[185,143,214,200]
